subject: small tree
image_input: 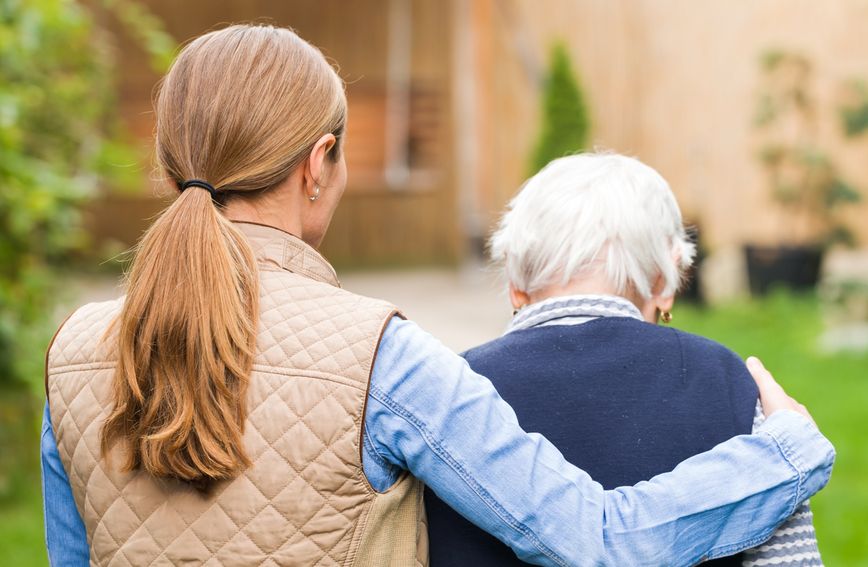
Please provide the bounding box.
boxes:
[754,50,860,248]
[530,42,591,174]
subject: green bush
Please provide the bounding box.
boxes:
[0,0,173,500]
[530,42,591,174]
[0,0,173,392]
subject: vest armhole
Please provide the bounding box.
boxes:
[358,308,403,490]
[44,310,76,403]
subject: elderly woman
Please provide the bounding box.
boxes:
[426,153,823,566]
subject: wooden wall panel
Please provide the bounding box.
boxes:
[477,0,868,251]
[94,0,460,267]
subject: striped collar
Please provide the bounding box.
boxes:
[507,294,643,333]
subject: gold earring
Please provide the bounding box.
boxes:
[661,310,673,324]
[309,184,320,202]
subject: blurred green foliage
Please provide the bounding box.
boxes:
[0,0,173,392]
[0,477,44,565]
[530,42,590,174]
[0,0,174,499]
[2,0,106,394]
[840,80,868,137]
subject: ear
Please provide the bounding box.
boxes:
[656,248,683,314]
[508,283,531,311]
[656,293,675,314]
[645,272,675,323]
[304,133,337,195]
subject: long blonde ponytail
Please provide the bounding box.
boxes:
[101,24,347,488]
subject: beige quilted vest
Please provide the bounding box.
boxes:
[46,222,429,566]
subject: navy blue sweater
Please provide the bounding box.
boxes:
[425,317,758,566]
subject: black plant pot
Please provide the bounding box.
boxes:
[744,244,824,296]
[679,224,705,304]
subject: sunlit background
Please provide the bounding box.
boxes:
[2,1,867,564]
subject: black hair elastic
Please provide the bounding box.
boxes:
[180,179,219,201]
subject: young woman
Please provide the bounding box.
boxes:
[426,153,823,566]
[42,25,833,566]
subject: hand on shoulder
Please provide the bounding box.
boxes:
[746,356,816,426]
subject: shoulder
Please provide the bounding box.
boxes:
[50,298,124,360]
[378,317,439,359]
[45,298,125,397]
[666,326,747,371]
[258,269,398,327]
[461,333,514,362]
[590,317,749,370]
[462,318,659,363]
[351,289,398,316]
[371,316,478,402]
[61,297,124,327]
[664,325,758,397]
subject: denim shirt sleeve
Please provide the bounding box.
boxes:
[363,316,835,567]
[742,401,824,566]
[41,403,89,567]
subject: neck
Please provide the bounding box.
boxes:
[224,199,303,238]
[222,176,306,242]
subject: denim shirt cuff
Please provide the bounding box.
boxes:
[755,410,836,505]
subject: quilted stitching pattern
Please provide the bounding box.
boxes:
[47,226,426,566]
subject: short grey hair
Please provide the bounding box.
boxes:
[490,153,696,299]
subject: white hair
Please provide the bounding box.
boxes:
[490,152,696,299]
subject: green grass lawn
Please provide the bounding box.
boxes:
[0,485,47,567]
[676,293,868,566]
[1,293,865,565]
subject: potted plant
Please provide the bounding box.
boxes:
[678,222,707,304]
[748,50,861,295]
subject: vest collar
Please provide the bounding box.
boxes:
[234,221,340,288]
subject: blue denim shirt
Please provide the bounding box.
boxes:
[42,316,835,567]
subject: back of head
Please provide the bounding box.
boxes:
[156,24,346,191]
[490,152,695,299]
[101,24,347,489]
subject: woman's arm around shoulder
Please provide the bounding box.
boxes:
[41,403,89,566]
[362,316,835,567]
[741,401,825,567]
